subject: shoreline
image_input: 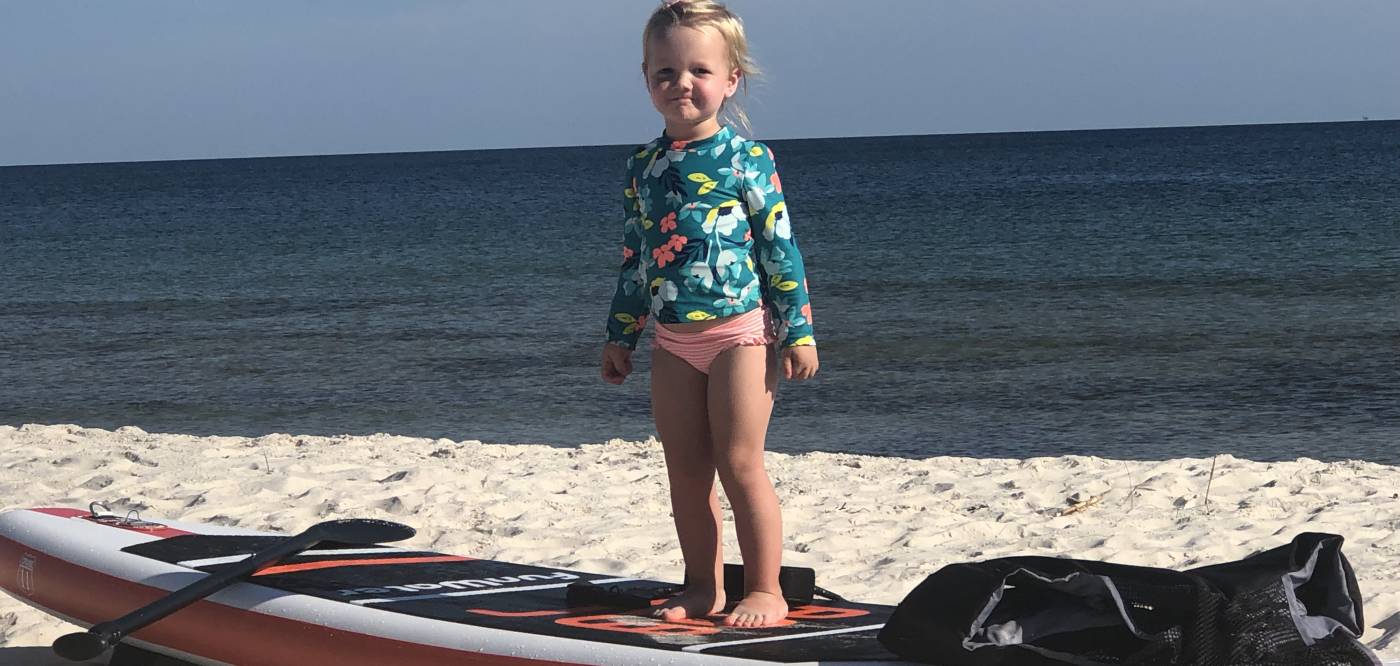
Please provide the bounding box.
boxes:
[2,423,1397,662]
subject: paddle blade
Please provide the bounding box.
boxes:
[52,632,109,661]
[313,518,414,544]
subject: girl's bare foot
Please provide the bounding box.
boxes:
[722,590,788,628]
[654,586,725,622]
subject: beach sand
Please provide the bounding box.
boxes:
[1,423,1397,664]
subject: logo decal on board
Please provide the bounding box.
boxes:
[17,553,36,596]
[336,571,579,597]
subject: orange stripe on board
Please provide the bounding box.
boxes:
[253,555,471,576]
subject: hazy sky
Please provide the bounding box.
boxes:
[3,1,1398,166]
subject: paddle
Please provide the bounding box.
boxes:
[52,518,414,662]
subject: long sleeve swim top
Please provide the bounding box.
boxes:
[605,125,815,350]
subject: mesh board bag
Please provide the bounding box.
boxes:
[878,532,1379,665]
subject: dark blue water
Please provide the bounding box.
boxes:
[3,121,1398,461]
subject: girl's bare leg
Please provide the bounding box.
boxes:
[651,346,726,621]
[708,343,786,628]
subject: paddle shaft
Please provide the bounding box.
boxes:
[90,527,332,644]
[53,518,413,661]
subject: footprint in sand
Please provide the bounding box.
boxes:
[374,495,425,516]
[78,474,114,491]
[378,470,414,484]
[121,451,158,467]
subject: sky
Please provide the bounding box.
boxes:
[2,1,1398,166]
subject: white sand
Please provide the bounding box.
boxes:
[1,423,1398,664]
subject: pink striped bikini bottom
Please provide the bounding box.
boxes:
[654,307,775,375]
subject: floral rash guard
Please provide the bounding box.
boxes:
[605,125,815,350]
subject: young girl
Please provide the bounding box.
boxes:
[600,0,818,629]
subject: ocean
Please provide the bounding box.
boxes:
[2,121,1397,462]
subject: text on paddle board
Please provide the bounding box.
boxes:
[336,571,579,596]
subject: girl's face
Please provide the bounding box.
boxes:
[643,25,740,138]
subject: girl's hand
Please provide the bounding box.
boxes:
[601,344,634,384]
[782,345,819,381]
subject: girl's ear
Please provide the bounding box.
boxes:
[641,62,650,90]
[726,68,741,98]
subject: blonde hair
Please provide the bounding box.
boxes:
[642,0,761,134]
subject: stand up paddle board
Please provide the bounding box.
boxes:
[0,507,906,665]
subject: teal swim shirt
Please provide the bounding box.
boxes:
[605,126,815,350]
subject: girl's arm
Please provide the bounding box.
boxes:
[744,143,815,348]
[605,157,650,350]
